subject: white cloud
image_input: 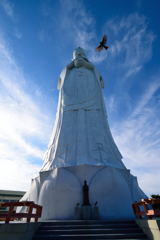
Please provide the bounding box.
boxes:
[0,0,22,39]
[59,0,107,63]
[125,65,142,78]
[105,13,155,77]
[60,0,93,41]
[0,36,52,191]
[111,77,160,195]
[59,3,155,70]
[138,172,160,195]
[0,0,15,20]
[0,145,40,191]
[13,28,22,39]
[104,13,159,196]
[132,78,160,116]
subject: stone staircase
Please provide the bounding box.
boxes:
[32,220,148,240]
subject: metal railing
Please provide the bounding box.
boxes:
[0,201,42,223]
[132,198,160,219]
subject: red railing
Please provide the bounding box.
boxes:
[0,201,42,223]
[132,198,160,219]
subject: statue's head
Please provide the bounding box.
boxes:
[72,47,88,61]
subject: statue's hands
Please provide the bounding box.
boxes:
[74,57,85,68]
[73,57,94,70]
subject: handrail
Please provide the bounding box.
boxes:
[0,201,42,223]
[132,198,160,219]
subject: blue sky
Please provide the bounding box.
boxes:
[0,0,160,196]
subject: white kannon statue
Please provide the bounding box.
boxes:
[41,47,125,171]
[22,47,146,220]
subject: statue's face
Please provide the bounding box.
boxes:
[73,47,86,60]
[76,51,83,58]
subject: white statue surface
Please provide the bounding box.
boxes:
[21,47,146,220]
[41,47,125,170]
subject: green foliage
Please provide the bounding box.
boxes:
[151,194,160,210]
[151,194,160,199]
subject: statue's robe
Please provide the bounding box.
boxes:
[41,64,125,170]
[21,51,146,220]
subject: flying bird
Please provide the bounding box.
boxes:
[96,35,109,51]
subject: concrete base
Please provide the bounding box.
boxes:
[136,219,160,240]
[92,206,99,219]
[0,222,40,240]
[75,205,82,219]
[74,205,99,220]
[82,206,92,220]
[21,165,146,220]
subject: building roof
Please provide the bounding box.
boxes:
[0,190,25,197]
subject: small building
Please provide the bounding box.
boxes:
[0,190,25,212]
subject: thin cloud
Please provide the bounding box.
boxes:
[0,0,22,39]
[0,0,15,20]
[105,13,155,77]
[59,0,107,63]
[59,1,154,69]
[111,76,160,195]
[132,78,160,116]
[0,143,40,191]
[59,0,95,45]
[0,36,52,191]
[13,28,22,39]
[125,66,142,78]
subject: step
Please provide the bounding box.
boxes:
[38,228,142,235]
[41,220,136,226]
[33,220,148,240]
[33,232,147,240]
[39,224,140,230]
